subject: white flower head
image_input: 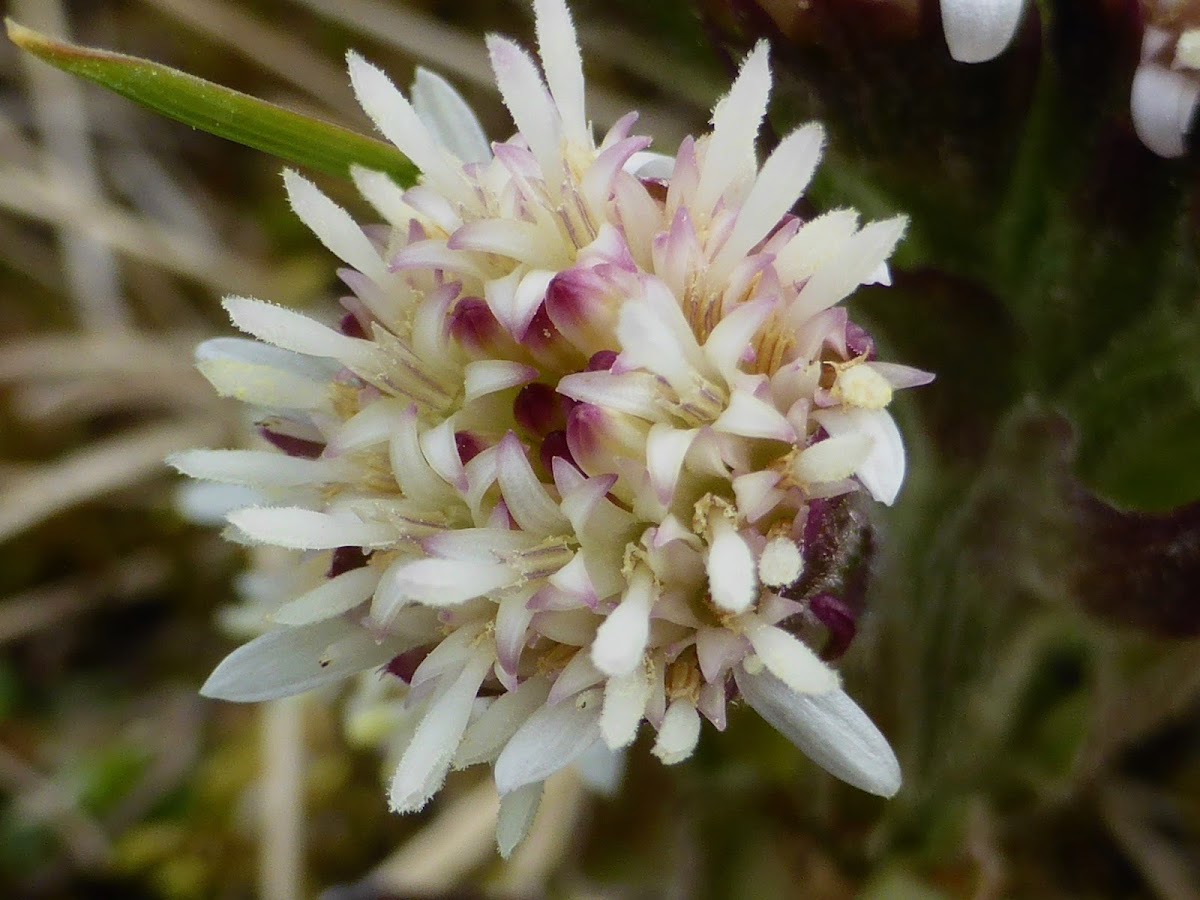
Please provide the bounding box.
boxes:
[184,0,929,853]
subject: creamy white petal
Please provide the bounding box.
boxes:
[486,35,562,184]
[695,41,771,214]
[410,67,492,165]
[201,618,396,702]
[645,424,698,505]
[168,449,348,488]
[774,208,860,283]
[494,687,603,794]
[712,390,796,442]
[548,647,605,704]
[940,0,1026,64]
[497,782,543,859]
[652,699,701,764]
[283,170,389,282]
[706,517,758,614]
[389,651,492,812]
[463,360,539,402]
[272,566,382,626]
[814,408,906,505]
[735,667,901,797]
[347,52,469,201]
[601,665,651,749]
[713,123,825,274]
[378,557,516,607]
[497,433,571,535]
[456,677,552,767]
[174,482,261,526]
[196,358,328,411]
[793,432,874,487]
[223,296,379,369]
[534,0,588,145]
[591,567,654,675]
[743,620,838,695]
[228,507,395,550]
[350,165,417,229]
[792,217,907,322]
[572,740,625,795]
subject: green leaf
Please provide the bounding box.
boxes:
[5,19,417,185]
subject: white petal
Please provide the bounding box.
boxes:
[410,67,492,164]
[347,52,469,201]
[735,667,901,797]
[194,335,337,379]
[389,651,492,812]
[652,699,702,764]
[463,360,539,402]
[814,408,906,505]
[1131,61,1200,159]
[494,688,603,794]
[571,740,625,795]
[282,170,388,282]
[646,424,698,506]
[624,151,675,180]
[712,390,796,442]
[557,371,663,421]
[533,0,588,145]
[695,41,771,214]
[174,482,261,525]
[496,433,570,536]
[222,296,378,370]
[168,449,347,488]
[329,398,408,453]
[456,677,552,767]
[201,618,395,701]
[703,297,775,381]
[379,557,516,607]
[774,208,860,283]
[940,0,1026,64]
[713,123,825,274]
[695,626,747,683]
[228,507,395,550]
[350,165,416,229]
[791,217,907,323]
[601,665,651,749]
[495,592,536,680]
[196,358,327,411]
[793,432,874,486]
[743,620,838,695]
[272,566,382,626]
[706,517,758,614]
[591,568,654,676]
[497,782,543,859]
[548,647,605,704]
[485,36,562,184]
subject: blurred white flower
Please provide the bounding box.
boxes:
[940,0,1028,63]
[173,0,930,853]
[1132,25,1200,158]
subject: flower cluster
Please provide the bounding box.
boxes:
[173,0,929,852]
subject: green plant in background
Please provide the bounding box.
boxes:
[4,0,1200,897]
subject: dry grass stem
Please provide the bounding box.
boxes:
[1100,781,1200,900]
[371,777,500,893]
[259,696,306,900]
[0,166,282,298]
[0,744,112,869]
[0,418,222,542]
[498,769,588,895]
[12,0,128,332]
[0,549,170,645]
[140,0,359,116]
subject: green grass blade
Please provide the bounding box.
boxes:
[5,19,417,185]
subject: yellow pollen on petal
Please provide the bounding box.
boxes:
[831,363,893,410]
[666,650,702,703]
